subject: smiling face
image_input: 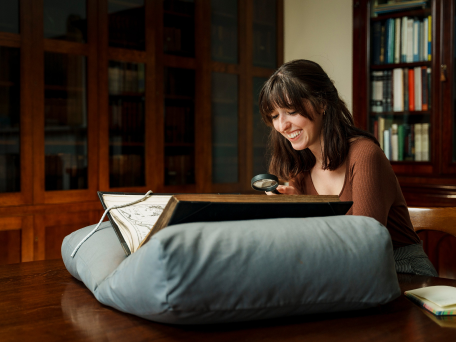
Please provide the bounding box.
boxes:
[271,105,324,152]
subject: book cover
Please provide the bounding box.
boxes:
[427,68,432,109]
[423,17,428,62]
[404,67,409,110]
[405,286,456,316]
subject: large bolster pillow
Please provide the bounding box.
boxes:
[62,216,400,324]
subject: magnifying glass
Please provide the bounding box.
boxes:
[251,174,281,194]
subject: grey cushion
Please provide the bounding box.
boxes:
[62,216,400,324]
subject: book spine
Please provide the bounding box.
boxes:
[427,68,432,109]
[404,68,409,110]
[395,18,401,64]
[391,124,398,161]
[384,129,390,159]
[421,66,428,111]
[398,124,405,161]
[393,68,404,112]
[414,123,422,161]
[413,19,419,62]
[428,15,432,61]
[414,66,422,111]
[380,23,386,64]
[406,18,414,63]
[423,17,428,62]
[401,16,408,63]
[379,116,385,150]
[372,21,382,65]
[422,123,430,162]
[408,69,415,111]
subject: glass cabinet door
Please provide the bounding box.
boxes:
[108,61,146,188]
[211,72,238,184]
[0,47,20,193]
[211,0,238,63]
[0,2,19,34]
[43,0,87,42]
[108,0,145,50]
[252,77,270,177]
[252,0,277,68]
[44,52,88,191]
[164,67,195,186]
[163,0,195,57]
[369,7,432,164]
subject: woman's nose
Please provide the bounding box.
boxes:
[277,115,290,132]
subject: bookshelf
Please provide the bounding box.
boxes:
[353,0,456,206]
[0,0,283,264]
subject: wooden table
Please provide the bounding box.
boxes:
[1,260,456,341]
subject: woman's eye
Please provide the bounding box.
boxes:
[287,111,297,115]
[271,114,279,120]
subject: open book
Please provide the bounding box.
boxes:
[98,192,353,256]
[405,286,456,316]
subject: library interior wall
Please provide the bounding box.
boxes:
[284,0,353,112]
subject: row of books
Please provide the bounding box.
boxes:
[0,154,19,193]
[373,0,429,15]
[165,154,195,186]
[372,15,431,65]
[252,27,276,68]
[165,106,194,144]
[370,67,431,112]
[108,8,145,50]
[45,97,86,127]
[211,23,237,62]
[164,27,183,53]
[109,154,145,188]
[164,68,195,98]
[109,100,145,141]
[108,62,145,95]
[374,119,430,161]
[45,154,87,191]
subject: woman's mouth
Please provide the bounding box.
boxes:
[286,130,302,140]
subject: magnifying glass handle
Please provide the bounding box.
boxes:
[272,189,281,195]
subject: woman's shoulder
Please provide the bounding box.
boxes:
[347,137,386,163]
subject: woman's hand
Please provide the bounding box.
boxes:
[265,185,299,195]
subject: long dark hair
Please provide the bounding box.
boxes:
[259,59,378,181]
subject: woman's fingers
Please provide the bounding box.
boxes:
[265,185,298,195]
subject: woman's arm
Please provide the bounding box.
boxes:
[349,142,397,227]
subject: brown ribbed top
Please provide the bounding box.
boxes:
[296,138,420,249]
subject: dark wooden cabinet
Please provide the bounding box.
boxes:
[353,0,456,207]
[0,0,283,264]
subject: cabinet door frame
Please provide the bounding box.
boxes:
[32,0,99,204]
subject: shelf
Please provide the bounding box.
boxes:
[371,8,431,21]
[371,61,432,70]
[390,161,432,165]
[164,10,192,18]
[109,141,144,147]
[370,111,431,116]
[212,10,236,20]
[0,81,17,87]
[109,92,145,98]
[165,94,194,101]
[165,143,194,147]
[45,141,86,146]
[45,85,85,92]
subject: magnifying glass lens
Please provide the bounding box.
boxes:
[253,179,278,189]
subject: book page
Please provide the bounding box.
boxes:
[407,286,456,307]
[102,194,172,253]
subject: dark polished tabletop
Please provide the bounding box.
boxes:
[1,260,456,341]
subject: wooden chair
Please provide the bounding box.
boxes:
[408,207,456,279]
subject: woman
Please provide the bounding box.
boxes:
[259,59,437,277]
